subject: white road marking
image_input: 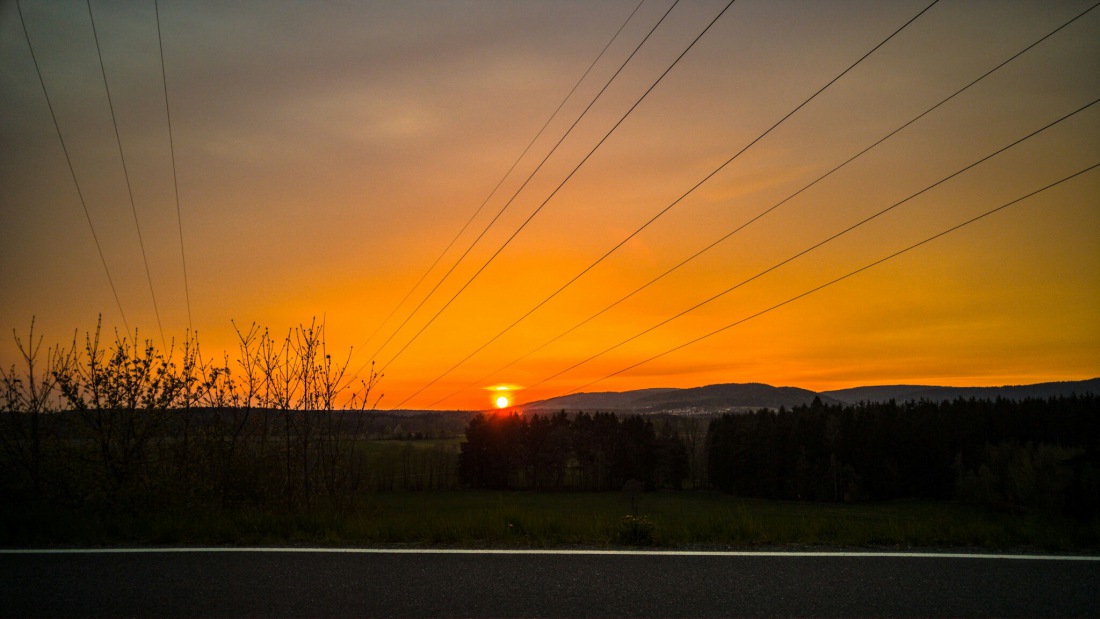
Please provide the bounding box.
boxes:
[1,548,1097,560]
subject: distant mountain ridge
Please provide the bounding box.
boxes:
[521,379,1099,414]
[822,378,1100,405]
[523,382,836,413]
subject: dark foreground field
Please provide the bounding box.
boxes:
[5,491,1099,551]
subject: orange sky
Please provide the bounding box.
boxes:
[2,1,1098,410]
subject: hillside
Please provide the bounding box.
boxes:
[822,378,1100,404]
[523,382,834,413]
[518,378,1100,414]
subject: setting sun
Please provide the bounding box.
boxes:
[485,384,521,409]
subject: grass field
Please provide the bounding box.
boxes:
[5,490,1098,551]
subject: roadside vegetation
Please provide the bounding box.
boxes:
[1,320,1097,551]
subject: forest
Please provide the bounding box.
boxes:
[706,396,1100,518]
[458,411,689,491]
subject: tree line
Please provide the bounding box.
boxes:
[706,395,1100,517]
[458,411,688,491]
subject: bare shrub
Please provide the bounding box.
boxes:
[1,316,380,513]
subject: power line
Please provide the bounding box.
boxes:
[396,0,943,407]
[565,161,1100,396]
[427,0,1099,408]
[352,0,647,361]
[86,0,167,349]
[519,96,1099,394]
[15,0,130,334]
[380,0,741,388]
[364,0,685,372]
[154,0,193,333]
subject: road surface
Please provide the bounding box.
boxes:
[2,548,1098,617]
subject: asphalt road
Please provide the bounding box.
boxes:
[2,549,1098,618]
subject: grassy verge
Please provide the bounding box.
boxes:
[4,491,1098,551]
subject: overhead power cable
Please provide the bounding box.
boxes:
[87,0,167,349]
[426,0,1098,408]
[379,0,741,386]
[363,0,685,374]
[565,161,1100,397]
[154,0,193,333]
[355,0,647,358]
[395,0,943,408]
[520,96,1100,394]
[15,0,130,333]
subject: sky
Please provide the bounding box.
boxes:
[1,0,1098,411]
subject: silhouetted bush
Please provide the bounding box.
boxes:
[615,514,655,546]
[0,318,383,513]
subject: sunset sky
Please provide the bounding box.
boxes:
[2,0,1098,411]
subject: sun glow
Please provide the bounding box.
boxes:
[485,384,521,409]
